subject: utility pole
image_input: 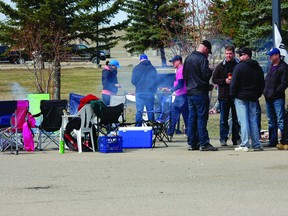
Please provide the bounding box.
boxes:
[272,0,281,47]
[96,0,99,66]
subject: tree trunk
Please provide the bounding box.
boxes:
[159,47,167,67]
[53,60,61,100]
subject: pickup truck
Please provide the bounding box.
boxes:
[68,44,106,64]
[0,45,28,64]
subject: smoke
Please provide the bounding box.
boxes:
[11,82,28,100]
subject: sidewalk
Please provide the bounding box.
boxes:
[1,135,287,216]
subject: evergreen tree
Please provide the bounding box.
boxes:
[209,0,288,49]
[209,0,249,41]
[122,0,186,66]
[0,0,127,99]
[73,0,128,51]
[238,0,288,49]
[0,0,79,98]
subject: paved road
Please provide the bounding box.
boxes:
[1,56,287,215]
[0,55,165,70]
[1,135,288,216]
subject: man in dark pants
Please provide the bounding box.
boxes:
[131,54,158,126]
[162,55,189,140]
[212,45,240,146]
[263,48,288,149]
[183,40,218,151]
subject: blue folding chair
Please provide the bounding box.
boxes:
[0,100,18,154]
[69,93,84,115]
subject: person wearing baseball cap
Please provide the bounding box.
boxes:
[101,59,121,106]
[162,55,188,141]
[263,47,288,150]
[230,47,265,151]
[131,54,158,126]
[200,40,212,54]
[183,40,217,151]
[235,47,252,58]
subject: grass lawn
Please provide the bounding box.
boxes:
[0,65,269,139]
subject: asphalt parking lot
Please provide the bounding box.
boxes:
[1,135,288,216]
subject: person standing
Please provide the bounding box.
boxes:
[212,45,240,146]
[162,55,189,140]
[131,54,158,126]
[263,48,288,149]
[183,40,218,151]
[230,47,265,151]
[101,59,121,106]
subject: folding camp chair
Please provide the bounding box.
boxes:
[35,100,68,150]
[95,103,125,136]
[110,95,127,124]
[144,92,172,147]
[6,100,30,151]
[0,100,18,154]
[27,93,50,126]
[62,103,97,153]
[69,92,84,115]
[27,93,50,116]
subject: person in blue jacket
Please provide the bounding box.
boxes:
[131,54,158,126]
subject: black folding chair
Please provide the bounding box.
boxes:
[35,100,68,150]
[144,92,172,147]
[95,103,125,136]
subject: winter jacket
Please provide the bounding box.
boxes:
[102,65,119,95]
[183,50,212,95]
[212,58,239,100]
[263,60,288,100]
[131,60,158,94]
[230,59,264,102]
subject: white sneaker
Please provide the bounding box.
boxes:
[235,146,249,152]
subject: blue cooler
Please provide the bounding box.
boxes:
[118,127,153,148]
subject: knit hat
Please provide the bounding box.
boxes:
[140,54,148,61]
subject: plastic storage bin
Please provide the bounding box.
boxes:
[98,136,123,153]
[118,127,153,148]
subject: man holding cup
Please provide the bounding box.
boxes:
[212,45,241,146]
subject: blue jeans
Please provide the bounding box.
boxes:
[256,100,261,134]
[219,98,240,144]
[187,94,210,148]
[234,98,261,148]
[135,92,155,126]
[168,94,189,136]
[102,94,110,106]
[266,98,285,145]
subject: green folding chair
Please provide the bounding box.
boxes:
[27,93,50,116]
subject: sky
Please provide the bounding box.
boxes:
[0,0,127,23]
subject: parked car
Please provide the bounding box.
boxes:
[102,49,111,58]
[68,44,106,64]
[0,45,28,64]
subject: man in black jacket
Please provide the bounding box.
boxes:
[230,47,265,151]
[263,48,288,149]
[131,54,158,126]
[183,40,218,151]
[212,45,240,146]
